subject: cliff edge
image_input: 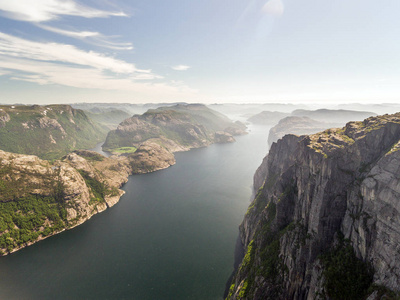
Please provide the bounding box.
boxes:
[227,113,400,299]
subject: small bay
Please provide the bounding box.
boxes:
[0,125,270,300]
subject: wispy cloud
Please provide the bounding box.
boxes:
[262,0,285,17]
[36,24,134,50]
[0,33,193,96]
[0,32,141,74]
[37,24,100,38]
[0,0,127,22]
[0,0,131,50]
[171,65,191,71]
[0,2,196,99]
[1,56,179,92]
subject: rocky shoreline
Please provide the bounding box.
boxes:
[0,120,247,256]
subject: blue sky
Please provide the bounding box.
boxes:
[0,0,399,104]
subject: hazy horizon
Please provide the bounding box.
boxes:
[0,0,399,104]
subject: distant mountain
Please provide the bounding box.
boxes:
[248,108,377,127]
[72,102,190,116]
[208,103,308,121]
[0,105,108,160]
[103,104,247,153]
[84,109,131,130]
[267,116,341,145]
[291,108,377,123]
[247,111,290,125]
[336,103,400,115]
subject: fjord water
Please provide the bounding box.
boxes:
[0,125,270,300]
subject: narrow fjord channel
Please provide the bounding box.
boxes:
[0,125,270,300]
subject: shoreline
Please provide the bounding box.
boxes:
[1,132,247,256]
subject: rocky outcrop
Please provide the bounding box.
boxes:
[38,116,66,136]
[227,113,400,299]
[0,109,10,128]
[129,141,176,174]
[215,131,235,143]
[0,148,136,255]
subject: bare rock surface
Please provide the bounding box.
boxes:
[227,113,400,299]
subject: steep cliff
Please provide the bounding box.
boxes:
[0,105,108,160]
[227,113,400,300]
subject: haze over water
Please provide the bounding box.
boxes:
[0,125,270,300]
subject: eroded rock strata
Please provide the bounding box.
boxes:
[227,113,400,299]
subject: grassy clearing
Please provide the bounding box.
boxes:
[110,147,137,154]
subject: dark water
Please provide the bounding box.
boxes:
[91,142,111,157]
[0,125,270,300]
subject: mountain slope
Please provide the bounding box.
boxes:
[0,149,130,255]
[0,141,175,256]
[103,104,246,153]
[227,113,400,299]
[0,105,108,159]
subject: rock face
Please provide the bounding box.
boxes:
[227,113,400,299]
[129,141,176,174]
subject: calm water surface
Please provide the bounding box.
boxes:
[0,125,270,300]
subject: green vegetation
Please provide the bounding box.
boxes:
[335,128,355,144]
[234,200,290,299]
[72,150,104,161]
[103,104,245,151]
[0,105,108,160]
[226,284,236,299]
[321,236,374,300]
[367,285,400,300]
[241,240,255,270]
[0,195,67,254]
[238,280,249,298]
[0,158,69,254]
[246,190,268,215]
[109,147,137,154]
[77,170,107,204]
[77,169,119,204]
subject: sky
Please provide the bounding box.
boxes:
[0,0,399,104]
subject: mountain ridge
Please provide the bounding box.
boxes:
[0,104,108,160]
